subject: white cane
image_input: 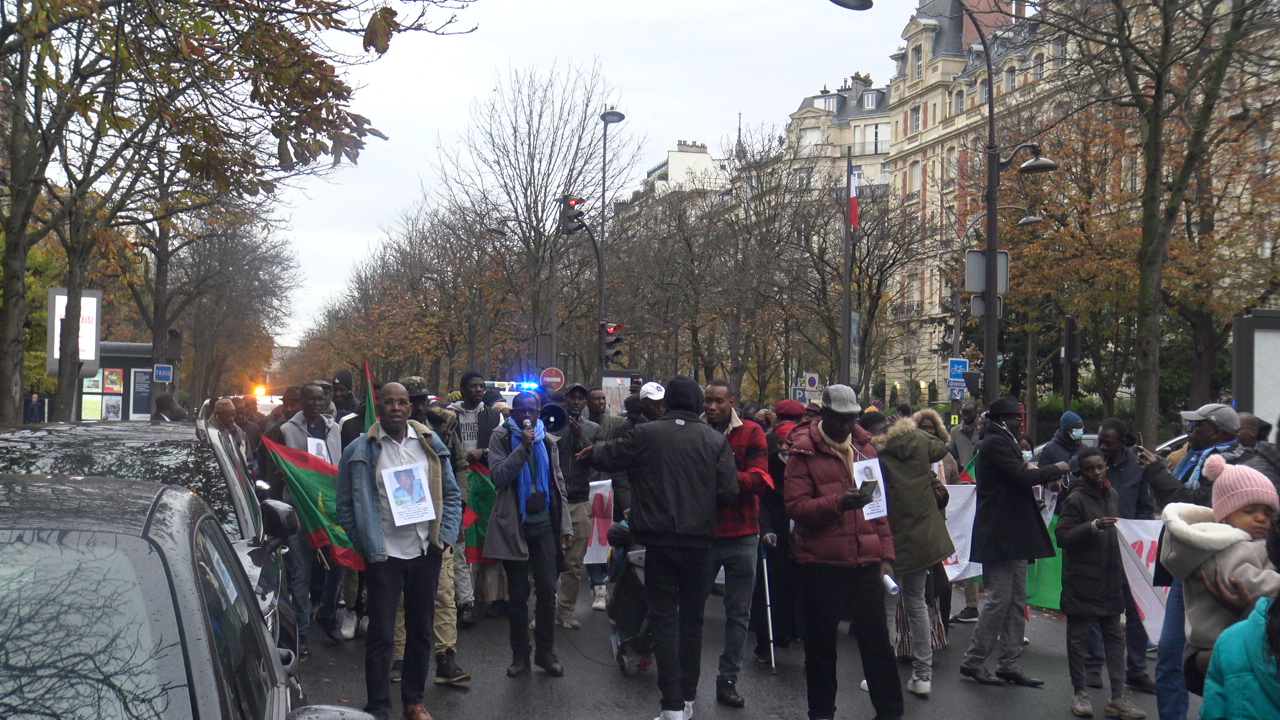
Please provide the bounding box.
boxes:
[760,544,777,674]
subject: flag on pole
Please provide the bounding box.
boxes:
[463,463,499,564]
[261,436,365,571]
[363,361,377,431]
[959,453,978,484]
[849,168,860,229]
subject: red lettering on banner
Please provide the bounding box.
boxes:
[590,490,613,545]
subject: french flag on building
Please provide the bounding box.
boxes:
[849,169,860,229]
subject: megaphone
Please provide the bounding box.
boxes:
[540,402,568,435]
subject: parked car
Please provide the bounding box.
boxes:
[0,422,297,666]
[0,474,371,720]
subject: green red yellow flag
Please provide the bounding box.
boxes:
[261,436,365,571]
[464,463,498,564]
[363,361,377,431]
[959,453,978,484]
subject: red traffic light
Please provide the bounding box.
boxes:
[566,197,586,208]
[603,322,621,334]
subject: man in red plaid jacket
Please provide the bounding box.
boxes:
[702,379,772,709]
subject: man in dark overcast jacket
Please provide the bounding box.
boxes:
[579,376,738,720]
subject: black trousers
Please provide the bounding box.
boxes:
[799,562,904,720]
[503,521,559,660]
[645,544,713,712]
[363,551,442,719]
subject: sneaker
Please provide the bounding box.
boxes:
[459,602,477,628]
[907,675,932,696]
[339,608,357,640]
[683,700,694,719]
[951,606,979,623]
[317,616,344,643]
[1070,692,1093,717]
[715,678,744,708]
[555,616,581,629]
[357,615,369,637]
[390,659,403,683]
[652,712,681,720]
[592,585,609,611]
[859,679,869,691]
[1104,697,1147,719]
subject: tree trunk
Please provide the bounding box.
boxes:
[0,234,30,425]
[1185,308,1221,408]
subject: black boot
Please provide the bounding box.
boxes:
[534,651,564,677]
[717,677,745,708]
[506,654,531,677]
[459,602,477,628]
[435,649,472,685]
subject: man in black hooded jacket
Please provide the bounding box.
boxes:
[578,376,738,720]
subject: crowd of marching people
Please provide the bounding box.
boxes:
[205,371,1280,720]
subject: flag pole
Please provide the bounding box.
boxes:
[840,146,853,386]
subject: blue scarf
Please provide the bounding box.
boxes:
[1173,441,1236,490]
[507,417,552,522]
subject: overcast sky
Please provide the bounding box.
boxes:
[276,0,918,344]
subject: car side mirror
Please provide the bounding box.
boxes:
[286,706,377,720]
[261,499,299,539]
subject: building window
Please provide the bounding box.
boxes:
[953,90,964,115]
[907,161,921,200]
[850,165,864,184]
[819,95,837,112]
[910,106,921,134]
[1033,54,1046,80]
[863,92,877,109]
[913,45,923,79]
[979,79,990,103]
[1005,66,1016,93]
[800,127,821,155]
[945,147,957,188]
[795,167,813,189]
[1054,38,1068,68]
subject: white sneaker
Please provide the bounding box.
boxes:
[652,711,682,720]
[357,615,369,637]
[683,700,694,719]
[339,609,357,640]
[907,676,932,696]
[859,679,869,691]
[592,585,609,611]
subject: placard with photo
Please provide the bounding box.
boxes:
[380,463,435,526]
[82,368,103,393]
[103,395,123,421]
[103,368,124,394]
[853,458,888,520]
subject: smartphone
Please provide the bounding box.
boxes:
[860,479,879,497]
[629,372,642,385]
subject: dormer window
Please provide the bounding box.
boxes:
[912,46,923,79]
[863,92,877,109]
[819,95,838,112]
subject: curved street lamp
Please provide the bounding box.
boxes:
[827,0,1059,403]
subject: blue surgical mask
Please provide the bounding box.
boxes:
[1023,450,1034,463]
[1071,428,1085,442]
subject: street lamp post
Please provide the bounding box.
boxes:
[827,0,1057,405]
[597,108,626,384]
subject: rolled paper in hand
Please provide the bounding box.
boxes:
[883,574,900,596]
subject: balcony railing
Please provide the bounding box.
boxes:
[892,301,924,319]
[849,140,891,156]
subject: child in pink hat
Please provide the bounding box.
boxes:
[1160,454,1280,694]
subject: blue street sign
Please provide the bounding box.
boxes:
[948,358,969,381]
[791,387,808,402]
[949,387,966,400]
[153,364,174,384]
[947,379,967,389]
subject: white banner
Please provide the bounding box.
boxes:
[585,479,614,565]
[1116,518,1168,644]
[942,484,982,582]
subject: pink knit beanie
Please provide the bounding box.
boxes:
[1206,454,1280,522]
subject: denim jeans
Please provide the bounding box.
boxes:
[961,559,1028,674]
[285,530,314,641]
[707,534,758,684]
[587,563,608,587]
[1156,579,1188,720]
[897,568,933,679]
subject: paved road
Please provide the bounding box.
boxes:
[299,587,1192,720]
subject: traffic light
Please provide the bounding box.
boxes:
[557,195,586,235]
[602,321,623,364]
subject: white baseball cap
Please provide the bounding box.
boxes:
[639,382,665,401]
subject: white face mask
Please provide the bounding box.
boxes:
[1071,428,1085,442]
[777,451,790,463]
[1023,450,1034,462]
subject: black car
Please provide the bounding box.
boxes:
[0,475,370,720]
[0,422,297,667]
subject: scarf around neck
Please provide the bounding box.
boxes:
[507,416,551,521]
[819,424,867,484]
[1174,441,1236,491]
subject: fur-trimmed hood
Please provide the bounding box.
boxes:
[872,416,918,451]
[1161,502,1251,578]
[912,408,950,445]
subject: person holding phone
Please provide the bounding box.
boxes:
[1057,447,1148,719]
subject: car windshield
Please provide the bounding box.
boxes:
[0,424,239,538]
[0,529,192,720]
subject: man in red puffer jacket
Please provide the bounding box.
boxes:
[785,384,903,720]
